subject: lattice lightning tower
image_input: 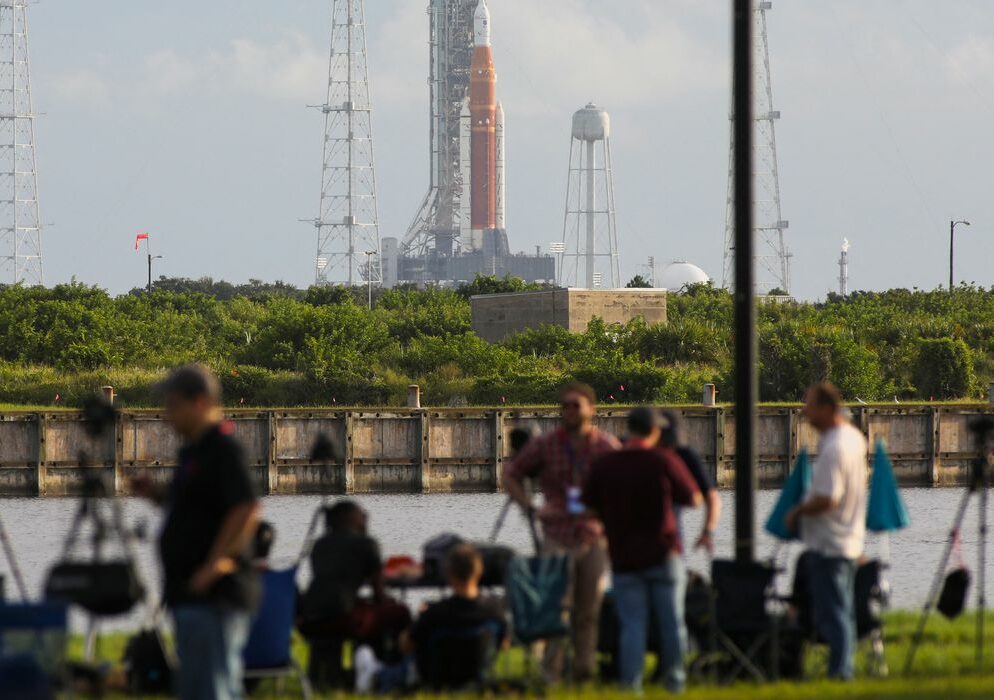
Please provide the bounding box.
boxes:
[721,0,789,294]
[0,0,42,285]
[310,0,381,286]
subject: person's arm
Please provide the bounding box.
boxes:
[502,438,543,515]
[366,539,387,602]
[190,500,261,594]
[786,446,841,532]
[695,489,722,552]
[666,452,703,508]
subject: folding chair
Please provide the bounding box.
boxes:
[242,567,312,699]
[693,559,783,683]
[855,559,888,676]
[0,602,68,697]
[505,552,571,685]
[792,553,889,677]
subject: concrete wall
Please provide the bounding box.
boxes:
[470,288,667,342]
[0,404,990,496]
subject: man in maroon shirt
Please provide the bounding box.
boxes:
[503,382,620,682]
[583,407,701,692]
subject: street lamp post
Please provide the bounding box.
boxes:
[148,254,163,293]
[949,219,971,291]
[364,251,375,310]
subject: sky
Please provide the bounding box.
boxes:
[24,1,994,300]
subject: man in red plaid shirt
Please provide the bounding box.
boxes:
[503,382,620,682]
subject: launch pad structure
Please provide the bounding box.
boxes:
[386,0,553,287]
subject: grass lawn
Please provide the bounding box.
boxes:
[66,610,994,699]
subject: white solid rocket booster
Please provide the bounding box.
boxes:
[459,98,474,248]
[495,100,505,231]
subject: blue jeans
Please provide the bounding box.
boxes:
[173,605,251,700]
[806,553,857,680]
[612,557,687,692]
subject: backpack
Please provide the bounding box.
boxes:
[122,628,173,694]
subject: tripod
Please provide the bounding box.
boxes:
[61,472,147,659]
[903,419,993,675]
[0,509,28,601]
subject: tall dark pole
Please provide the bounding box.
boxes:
[147,253,152,294]
[949,220,954,292]
[733,0,757,564]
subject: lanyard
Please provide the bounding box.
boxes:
[563,433,589,486]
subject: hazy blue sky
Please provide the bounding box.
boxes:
[27,1,994,299]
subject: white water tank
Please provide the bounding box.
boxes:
[571,103,610,141]
[659,261,710,291]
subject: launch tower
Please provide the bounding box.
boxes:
[391,0,551,286]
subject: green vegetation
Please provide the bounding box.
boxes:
[1,277,993,407]
[71,611,994,698]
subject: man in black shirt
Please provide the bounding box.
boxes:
[133,365,260,700]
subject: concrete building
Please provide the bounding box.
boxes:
[470,288,667,343]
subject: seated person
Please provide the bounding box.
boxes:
[355,543,507,694]
[299,500,411,690]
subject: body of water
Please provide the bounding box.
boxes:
[0,488,983,630]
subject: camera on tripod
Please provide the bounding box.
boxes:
[43,394,146,617]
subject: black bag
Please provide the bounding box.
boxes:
[44,561,144,616]
[422,534,514,587]
[123,628,173,694]
[423,533,465,584]
[475,543,515,587]
[937,567,970,619]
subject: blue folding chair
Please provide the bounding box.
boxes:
[0,602,68,697]
[242,567,312,699]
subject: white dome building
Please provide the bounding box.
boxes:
[659,261,710,291]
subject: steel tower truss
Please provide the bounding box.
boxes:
[0,0,42,285]
[559,132,620,289]
[401,0,476,260]
[311,0,381,286]
[722,1,789,294]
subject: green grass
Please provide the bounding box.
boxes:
[67,610,994,698]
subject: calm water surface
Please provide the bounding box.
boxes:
[0,489,984,630]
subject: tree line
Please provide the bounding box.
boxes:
[0,276,988,407]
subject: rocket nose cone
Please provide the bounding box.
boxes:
[474,0,491,46]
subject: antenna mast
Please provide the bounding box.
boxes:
[839,238,850,296]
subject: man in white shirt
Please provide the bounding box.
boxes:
[786,383,867,680]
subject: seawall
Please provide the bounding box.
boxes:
[0,405,990,497]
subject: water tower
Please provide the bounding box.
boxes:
[558,103,620,288]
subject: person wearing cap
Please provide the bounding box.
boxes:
[583,407,702,692]
[132,364,261,700]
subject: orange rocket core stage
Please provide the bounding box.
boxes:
[469,45,497,231]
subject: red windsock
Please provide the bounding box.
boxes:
[134,232,149,251]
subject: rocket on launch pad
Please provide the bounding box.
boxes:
[460,0,504,251]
